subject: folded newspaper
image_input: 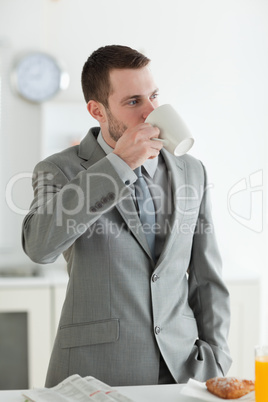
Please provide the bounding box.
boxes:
[23,374,134,402]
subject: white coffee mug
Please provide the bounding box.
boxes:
[145,104,194,156]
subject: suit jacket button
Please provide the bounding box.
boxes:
[101,196,108,204]
[95,201,103,209]
[152,274,159,282]
[107,192,115,201]
[155,326,161,335]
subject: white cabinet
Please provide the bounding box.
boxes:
[0,285,51,388]
[0,264,68,389]
[225,276,261,380]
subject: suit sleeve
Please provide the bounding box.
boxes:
[187,163,232,376]
[22,157,130,264]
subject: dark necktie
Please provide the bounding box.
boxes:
[134,166,155,261]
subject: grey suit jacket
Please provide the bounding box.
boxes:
[22,127,232,387]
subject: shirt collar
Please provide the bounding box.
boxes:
[143,156,158,179]
[97,130,114,155]
[97,130,158,179]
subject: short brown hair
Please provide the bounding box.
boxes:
[81,45,150,107]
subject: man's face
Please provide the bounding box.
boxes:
[102,67,159,146]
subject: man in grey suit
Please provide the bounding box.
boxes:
[22,45,232,387]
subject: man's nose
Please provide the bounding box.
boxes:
[142,101,156,120]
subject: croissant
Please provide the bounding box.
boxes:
[206,377,255,399]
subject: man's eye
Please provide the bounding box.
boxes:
[128,99,137,105]
[151,93,159,100]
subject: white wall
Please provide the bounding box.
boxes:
[1,0,268,327]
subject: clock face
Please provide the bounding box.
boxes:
[11,52,69,103]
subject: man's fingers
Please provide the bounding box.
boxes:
[113,123,163,169]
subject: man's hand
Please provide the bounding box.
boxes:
[113,123,163,169]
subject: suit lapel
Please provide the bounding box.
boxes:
[155,149,187,266]
[78,128,153,261]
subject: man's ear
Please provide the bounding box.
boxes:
[87,100,107,123]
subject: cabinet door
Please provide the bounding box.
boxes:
[227,280,260,379]
[0,287,51,388]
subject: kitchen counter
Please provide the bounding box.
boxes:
[0,261,68,288]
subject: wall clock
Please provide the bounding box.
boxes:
[10,51,70,103]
